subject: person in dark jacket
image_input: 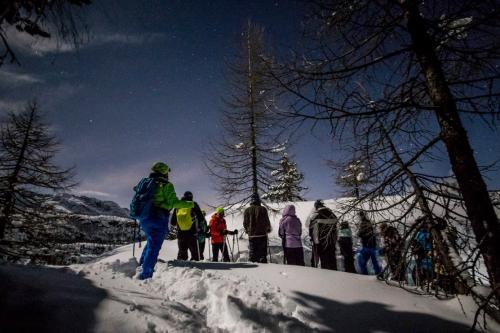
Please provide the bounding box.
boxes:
[308,200,338,270]
[338,221,356,273]
[380,222,404,281]
[197,209,209,260]
[278,205,305,266]
[243,194,272,263]
[170,191,206,261]
[357,211,381,275]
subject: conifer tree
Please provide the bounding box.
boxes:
[205,22,283,205]
[335,159,369,199]
[263,153,306,202]
[0,102,75,239]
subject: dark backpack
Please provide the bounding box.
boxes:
[130,177,158,219]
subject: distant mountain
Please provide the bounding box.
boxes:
[45,193,130,217]
[1,193,136,265]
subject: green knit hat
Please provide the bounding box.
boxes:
[151,162,170,175]
[215,207,224,215]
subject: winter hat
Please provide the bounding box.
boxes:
[314,200,324,209]
[151,162,170,175]
[250,193,261,205]
[282,204,296,217]
[216,207,225,215]
[183,191,193,201]
[340,221,350,229]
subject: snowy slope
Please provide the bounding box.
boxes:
[1,241,497,332]
[2,198,499,332]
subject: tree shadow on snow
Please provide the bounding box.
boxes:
[0,264,107,333]
[167,260,258,270]
[226,295,314,332]
[291,291,470,332]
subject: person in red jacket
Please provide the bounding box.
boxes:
[209,207,236,262]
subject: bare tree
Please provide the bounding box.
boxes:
[272,0,500,304]
[0,101,75,239]
[205,22,284,206]
[0,0,91,65]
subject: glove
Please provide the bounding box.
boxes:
[233,229,238,235]
[206,232,211,238]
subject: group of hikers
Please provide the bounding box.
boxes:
[278,200,452,291]
[131,162,450,291]
[130,162,273,279]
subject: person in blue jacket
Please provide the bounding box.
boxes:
[356,211,381,275]
[412,218,434,287]
[135,162,193,280]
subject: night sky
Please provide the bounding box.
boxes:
[1,0,499,209]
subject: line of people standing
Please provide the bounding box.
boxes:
[170,192,273,264]
[278,200,448,289]
[131,163,406,281]
[277,200,392,278]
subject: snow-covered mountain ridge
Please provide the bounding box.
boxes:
[2,193,134,265]
[45,192,130,217]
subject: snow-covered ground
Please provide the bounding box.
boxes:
[1,199,498,332]
[1,240,498,332]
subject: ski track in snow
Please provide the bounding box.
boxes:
[78,256,315,333]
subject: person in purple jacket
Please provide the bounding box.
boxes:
[278,205,305,266]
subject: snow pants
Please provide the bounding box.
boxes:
[313,243,337,270]
[198,240,206,260]
[358,247,381,275]
[386,249,405,281]
[284,247,305,266]
[338,237,356,273]
[139,216,169,279]
[212,242,230,262]
[177,230,199,261]
[249,236,268,263]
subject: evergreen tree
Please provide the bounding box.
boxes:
[0,102,75,239]
[263,153,306,202]
[335,159,369,199]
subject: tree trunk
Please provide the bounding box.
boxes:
[246,22,258,197]
[404,0,500,303]
[382,126,467,293]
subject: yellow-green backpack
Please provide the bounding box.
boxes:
[176,208,193,231]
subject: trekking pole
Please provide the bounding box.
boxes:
[228,235,235,262]
[267,237,272,263]
[138,223,142,248]
[132,219,137,258]
[232,234,236,261]
[195,218,201,261]
[282,237,287,265]
[226,233,234,261]
[208,238,211,261]
[222,234,227,261]
[236,234,240,255]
